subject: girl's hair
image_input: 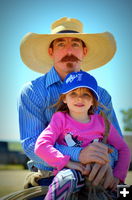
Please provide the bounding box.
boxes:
[54,87,99,115]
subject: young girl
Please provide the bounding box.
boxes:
[35,71,131,200]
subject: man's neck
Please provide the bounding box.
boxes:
[54,67,69,81]
[54,65,81,81]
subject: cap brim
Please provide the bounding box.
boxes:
[62,85,99,100]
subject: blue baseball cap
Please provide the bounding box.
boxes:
[61,71,99,100]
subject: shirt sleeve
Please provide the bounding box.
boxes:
[107,123,131,182]
[55,143,82,162]
[18,82,49,165]
[34,112,70,171]
[98,86,123,137]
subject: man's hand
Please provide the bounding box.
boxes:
[103,166,120,190]
[109,177,120,191]
[87,163,119,190]
[83,163,92,176]
[79,142,109,165]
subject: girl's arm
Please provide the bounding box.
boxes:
[34,113,70,172]
[107,123,131,182]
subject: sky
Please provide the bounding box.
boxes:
[0,0,132,141]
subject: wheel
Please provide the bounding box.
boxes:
[1,186,48,200]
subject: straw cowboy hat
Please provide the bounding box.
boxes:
[20,17,116,73]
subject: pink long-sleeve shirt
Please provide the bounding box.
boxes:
[35,112,131,182]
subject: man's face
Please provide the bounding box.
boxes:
[48,37,87,74]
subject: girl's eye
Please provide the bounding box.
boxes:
[70,92,77,96]
[83,93,92,97]
[83,93,89,96]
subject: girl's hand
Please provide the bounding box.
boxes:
[65,160,86,175]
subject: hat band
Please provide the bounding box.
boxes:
[57,30,79,33]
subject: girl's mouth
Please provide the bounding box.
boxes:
[74,104,84,107]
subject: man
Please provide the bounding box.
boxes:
[19,17,122,193]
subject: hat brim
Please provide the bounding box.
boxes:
[20,32,116,73]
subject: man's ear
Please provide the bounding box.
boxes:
[83,47,88,56]
[48,47,53,58]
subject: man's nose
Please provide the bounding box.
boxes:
[66,45,73,54]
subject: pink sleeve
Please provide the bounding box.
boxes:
[107,123,131,182]
[34,112,70,171]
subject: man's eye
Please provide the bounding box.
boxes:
[72,42,80,47]
[57,43,65,47]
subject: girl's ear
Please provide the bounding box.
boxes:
[63,99,66,104]
[63,97,67,104]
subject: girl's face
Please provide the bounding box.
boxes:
[63,88,94,115]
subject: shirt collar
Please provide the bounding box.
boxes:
[45,66,62,88]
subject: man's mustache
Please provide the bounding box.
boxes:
[60,55,81,62]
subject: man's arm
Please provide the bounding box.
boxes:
[18,82,51,167]
[98,86,122,136]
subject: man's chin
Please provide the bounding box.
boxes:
[66,62,74,68]
[66,63,80,72]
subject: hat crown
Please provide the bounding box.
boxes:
[51,17,83,34]
[61,71,99,100]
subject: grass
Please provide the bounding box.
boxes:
[8,141,23,152]
[0,164,24,170]
[0,169,28,197]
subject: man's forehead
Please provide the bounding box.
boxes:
[53,37,83,43]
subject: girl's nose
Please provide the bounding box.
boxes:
[77,95,83,100]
